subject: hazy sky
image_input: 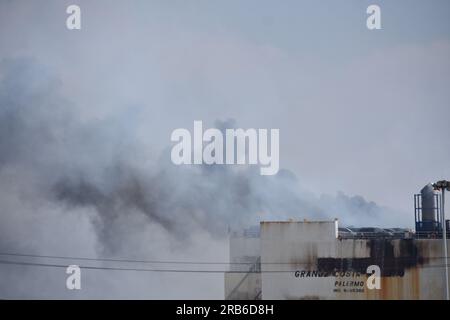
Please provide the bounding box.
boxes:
[0,0,449,298]
[2,0,448,212]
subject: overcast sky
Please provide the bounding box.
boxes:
[0,0,449,298]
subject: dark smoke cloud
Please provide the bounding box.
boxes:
[0,58,400,298]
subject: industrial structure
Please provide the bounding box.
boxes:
[225,183,450,300]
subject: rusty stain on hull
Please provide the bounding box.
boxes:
[317,239,426,277]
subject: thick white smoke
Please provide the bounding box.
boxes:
[0,58,403,298]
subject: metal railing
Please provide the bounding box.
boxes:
[225,257,261,300]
